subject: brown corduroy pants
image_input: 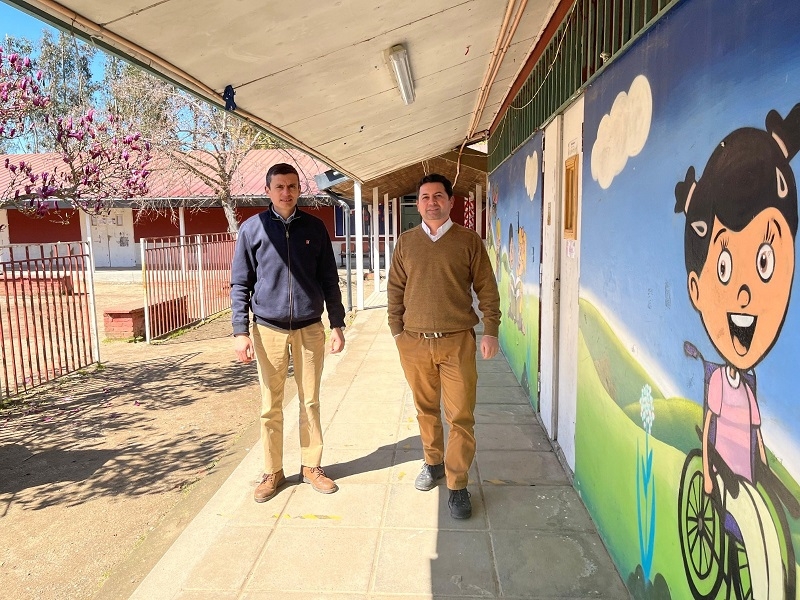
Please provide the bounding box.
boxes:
[395,329,477,489]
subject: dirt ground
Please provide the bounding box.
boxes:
[0,280,312,600]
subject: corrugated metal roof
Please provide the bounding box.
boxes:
[0,148,332,203]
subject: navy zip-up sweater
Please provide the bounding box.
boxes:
[230,206,346,335]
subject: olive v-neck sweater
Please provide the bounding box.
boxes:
[387,223,501,337]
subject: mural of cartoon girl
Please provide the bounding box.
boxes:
[675,103,800,599]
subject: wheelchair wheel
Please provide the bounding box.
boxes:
[679,449,725,599]
[728,537,753,600]
[757,481,796,598]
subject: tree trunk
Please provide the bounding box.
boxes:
[222,198,239,233]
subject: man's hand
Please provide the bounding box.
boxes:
[481,335,499,359]
[330,327,345,354]
[234,334,255,363]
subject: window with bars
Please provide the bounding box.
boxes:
[488,0,679,172]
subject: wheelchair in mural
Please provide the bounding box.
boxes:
[678,342,799,600]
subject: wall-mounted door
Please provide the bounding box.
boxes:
[538,96,584,471]
[539,115,563,439]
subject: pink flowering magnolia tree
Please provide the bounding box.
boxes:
[1,48,152,216]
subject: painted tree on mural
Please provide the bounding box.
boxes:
[0,42,152,216]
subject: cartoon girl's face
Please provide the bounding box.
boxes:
[689,207,795,370]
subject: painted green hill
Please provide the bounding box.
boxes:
[579,298,664,406]
[622,397,702,454]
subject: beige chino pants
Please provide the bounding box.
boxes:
[396,329,478,489]
[252,321,326,474]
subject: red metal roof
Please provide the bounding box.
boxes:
[0,148,332,203]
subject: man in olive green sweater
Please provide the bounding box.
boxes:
[388,173,501,520]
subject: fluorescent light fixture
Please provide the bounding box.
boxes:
[387,44,415,105]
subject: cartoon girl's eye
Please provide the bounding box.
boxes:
[756,243,775,282]
[717,249,732,284]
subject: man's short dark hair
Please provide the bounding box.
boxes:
[266,163,300,187]
[417,173,454,198]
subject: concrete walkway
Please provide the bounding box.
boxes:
[130,306,628,599]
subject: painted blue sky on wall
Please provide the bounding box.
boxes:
[581,0,800,468]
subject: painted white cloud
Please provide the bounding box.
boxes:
[524,151,539,200]
[591,74,653,190]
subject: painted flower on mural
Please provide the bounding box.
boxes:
[639,383,655,434]
[0,49,151,217]
[635,382,656,588]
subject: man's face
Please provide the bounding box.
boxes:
[416,182,454,227]
[689,207,795,370]
[266,173,300,218]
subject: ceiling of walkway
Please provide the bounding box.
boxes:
[7,0,559,189]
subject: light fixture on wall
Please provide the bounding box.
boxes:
[386,44,415,105]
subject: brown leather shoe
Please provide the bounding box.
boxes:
[300,465,338,494]
[254,469,286,503]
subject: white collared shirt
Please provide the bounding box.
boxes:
[421,218,453,242]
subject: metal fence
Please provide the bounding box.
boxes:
[0,241,99,398]
[141,232,236,341]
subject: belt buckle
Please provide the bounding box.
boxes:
[423,332,444,339]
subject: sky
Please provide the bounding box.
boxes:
[0,2,58,46]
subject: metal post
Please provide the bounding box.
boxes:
[372,187,380,296]
[179,206,187,275]
[354,181,364,310]
[84,239,101,363]
[196,234,206,319]
[383,193,390,286]
[476,184,483,238]
[142,238,152,343]
[342,202,353,312]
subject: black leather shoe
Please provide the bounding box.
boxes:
[448,488,472,519]
[414,462,445,491]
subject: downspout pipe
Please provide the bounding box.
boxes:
[326,191,353,313]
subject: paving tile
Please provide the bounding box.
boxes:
[243,594,366,600]
[477,372,526,387]
[322,421,400,451]
[373,529,497,596]
[473,403,539,424]
[482,485,596,532]
[476,359,513,373]
[323,448,396,483]
[175,591,239,599]
[474,423,552,451]
[384,483,487,531]
[247,527,379,593]
[491,531,627,598]
[476,450,568,485]
[181,525,269,590]
[277,483,387,528]
[476,386,531,404]
[328,400,403,424]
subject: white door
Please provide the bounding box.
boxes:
[91,209,136,268]
[555,95,585,470]
[539,115,563,439]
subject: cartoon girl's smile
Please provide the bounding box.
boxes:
[728,312,756,354]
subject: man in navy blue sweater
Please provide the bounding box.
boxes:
[231,163,346,503]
